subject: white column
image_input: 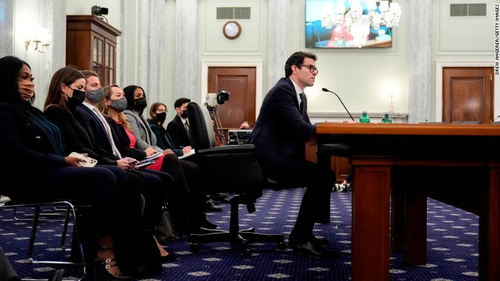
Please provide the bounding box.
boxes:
[175,0,198,101]
[46,0,66,83]
[408,0,432,123]
[0,0,14,57]
[125,1,165,103]
[267,0,291,91]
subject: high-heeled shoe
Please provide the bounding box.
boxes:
[95,246,133,280]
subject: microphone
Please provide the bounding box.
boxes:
[322,88,355,121]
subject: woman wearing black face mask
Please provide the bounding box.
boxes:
[122,86,218,233]
[147,102,193,157]
[44,67,120,163]
[43,67,179,276]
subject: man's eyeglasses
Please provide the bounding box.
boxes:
[300,64,318,74]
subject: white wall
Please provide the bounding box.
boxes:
[196,0,409,116]
[432,0,498,121]
[13,0,51,109]
[6,0,496,122]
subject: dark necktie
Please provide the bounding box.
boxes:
[299,93,305,114]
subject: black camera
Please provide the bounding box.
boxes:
[91,5,109,16]
[216,90,230,105]
[206,89,230,108]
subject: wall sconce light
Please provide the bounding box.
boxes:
[25,26,51,53]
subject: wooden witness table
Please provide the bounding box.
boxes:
[314,123,500,281]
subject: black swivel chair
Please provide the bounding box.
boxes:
[186,102,286,256]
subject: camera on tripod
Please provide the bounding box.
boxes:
[206,89,230,108]
[91,5,109,16]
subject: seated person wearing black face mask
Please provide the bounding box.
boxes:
[147,102,193,157]
[166,97,192,148]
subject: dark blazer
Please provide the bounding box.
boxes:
[44,105,118,166]
[166,115,192,148]
[0,102,116,202]
[249,77,315,177]
[0,103,66,170]
[76,104,114,155]
[148,120,183,157]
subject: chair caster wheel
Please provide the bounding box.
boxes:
[277,242,287,250]
[190,243,200,253]
[241,248,252,257]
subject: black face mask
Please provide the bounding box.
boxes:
[156,112,167,123]
[134,97,147,111]
[180,110,188,119]
[68,89,86,107]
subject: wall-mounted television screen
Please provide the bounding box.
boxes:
[305,0,394,49]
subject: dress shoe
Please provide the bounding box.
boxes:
[311,236,330,247]
[207,198,221,205]
[289,233,329,247]
[207,192,229,203]
[289,235,339,258]
[204,201,223,212]
[291,241,340,258]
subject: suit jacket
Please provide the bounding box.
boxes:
[44,105,118,166]
[76,104,114,155]
[249,77,315,178]
[166,115,192,148]
[124,109,162,152]
[0,103,66,172]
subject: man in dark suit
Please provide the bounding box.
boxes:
[166,97,192,148]
[249,51,338,258]
[76,70,123,159]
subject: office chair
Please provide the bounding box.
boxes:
[186,102,286,256]
[1,198,88,280]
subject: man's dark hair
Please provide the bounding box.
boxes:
[80,69,100,80]
[284,51,317,77]
[174,97,191,109]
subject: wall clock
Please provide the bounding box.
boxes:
[223,21,241,40]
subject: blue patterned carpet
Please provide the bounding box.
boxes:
[0,188,479,280]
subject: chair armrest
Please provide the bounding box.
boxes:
[197,144,255,156]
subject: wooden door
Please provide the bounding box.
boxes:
[443,67,494,123]
[208,67,256,131]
